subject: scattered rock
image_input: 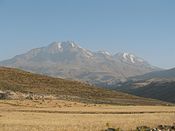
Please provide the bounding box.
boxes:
[105,128,122,131]
[0,90,57,100]
[0,90,20,99]
[104,124,175,131]
[136,126,151,131]
[0,91,6,99]
[157,125,164,130]
[157,124,175,131]
[105,128,117,131]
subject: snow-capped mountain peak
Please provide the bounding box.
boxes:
[60,41,78,48]
[47,41,81,51]
[122,53,136,63]
[0,41,158,87]
[45,41,95,59]
[115,52,145,64]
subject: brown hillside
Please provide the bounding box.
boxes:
[0,67,169,105]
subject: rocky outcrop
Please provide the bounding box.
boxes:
[0,90,57,100]
[0,90,22,99]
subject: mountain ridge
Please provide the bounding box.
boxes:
[0,41,160,86]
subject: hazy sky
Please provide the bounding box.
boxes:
[0,0,175,69]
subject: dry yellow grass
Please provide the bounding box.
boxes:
[0,100,175,131]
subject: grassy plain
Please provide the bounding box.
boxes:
[0,100,175,131]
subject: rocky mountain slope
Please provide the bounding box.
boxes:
[131,68,175,80]
[0,67,169,105]
[116,79,175,103]
[113,68,175,103]
[0,41,159,86]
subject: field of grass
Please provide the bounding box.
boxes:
[0,100,175,131]
[0,67,174,130]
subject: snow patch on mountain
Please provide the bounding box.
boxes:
[84,49,93,57]
[129,54,135,63]
[98,51,112,56]
[122,53,136,63]
[115,52,145,64]
[57,43,62,49]
[123,53,128,60]
[102,51,111,56]
[70,42,75,48]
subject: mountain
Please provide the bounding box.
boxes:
[131,68,175,80]
[115,78,175,103]
[0,41,159,86]
[113,68,175,103]
[0,67,168,105]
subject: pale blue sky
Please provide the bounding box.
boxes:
[0,0,175,69]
